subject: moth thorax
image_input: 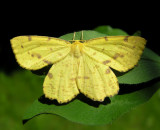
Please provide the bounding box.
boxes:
[71,41,83,58]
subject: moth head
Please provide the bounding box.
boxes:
[69,40,86,44]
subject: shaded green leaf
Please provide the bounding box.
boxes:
[23,81,160,125]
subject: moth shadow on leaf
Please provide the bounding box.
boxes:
[38,95,68,106]
[112,68,134,77]
[38,94,111,108]
[118,78,160,95]
[76,94,111,107]
[112,62,142,77]
[31,65,52,75]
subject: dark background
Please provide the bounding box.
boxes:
[1,12,158,73]
[1,0,159,73]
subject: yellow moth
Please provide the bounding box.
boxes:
[10,31,146,103]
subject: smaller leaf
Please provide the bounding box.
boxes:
[94,25,128,35]
[142,48,160,63]
[59,30,107,40]
[133,30,141,36]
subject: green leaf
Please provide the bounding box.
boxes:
[23,28,160,125]
[94,25,128,36]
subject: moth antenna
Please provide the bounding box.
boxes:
[73,32,76,40]
[80,30,83,40]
